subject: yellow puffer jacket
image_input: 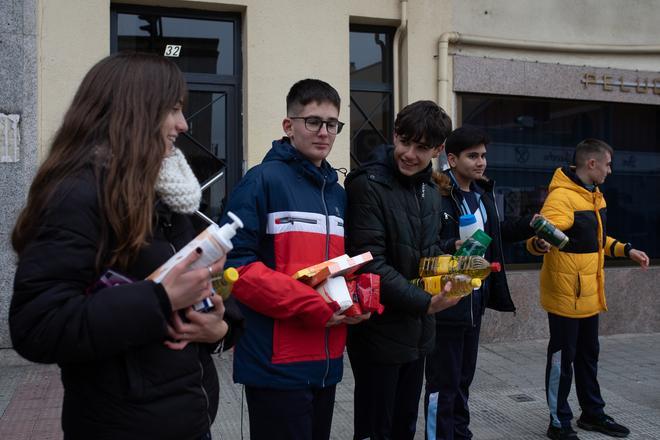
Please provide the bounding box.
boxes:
[526,167,627,318]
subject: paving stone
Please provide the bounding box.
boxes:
[0,333,659,439]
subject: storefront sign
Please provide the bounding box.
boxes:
[486,143,660,173]
[581,73,660,94]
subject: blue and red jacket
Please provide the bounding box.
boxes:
[222,138,346,389]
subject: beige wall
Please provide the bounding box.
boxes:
[38,0,109,158]
[32,0,660,343]
[37,0,660,167]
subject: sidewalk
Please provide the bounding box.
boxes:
[1,333,659,439]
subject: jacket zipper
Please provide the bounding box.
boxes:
[575,274,581,310]
[448,187,475,326]
[413,183,427,349]
[320,175,331,386]
[199,352,212,427]
[164,221,211,428]
[276,216,318,225]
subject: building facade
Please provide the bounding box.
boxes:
[1,0,659,347]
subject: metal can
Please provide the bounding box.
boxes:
[530,216,569,249]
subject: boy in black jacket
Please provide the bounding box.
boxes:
[425,126,546,440]
[345,100,460,440]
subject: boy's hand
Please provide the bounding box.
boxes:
[325,311,346,327]
[533,237,551,253]
[427,281,461,314]
[629,249,650,269]
[344,312,371,325]
[454,239,464,251]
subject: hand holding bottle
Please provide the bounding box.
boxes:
[165,293,228,350]
[161,248,226,311]
[426,281,461,314]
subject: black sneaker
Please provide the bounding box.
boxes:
[577,414,630,438]
[547,424,580,439]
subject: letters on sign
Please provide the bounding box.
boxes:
[581,73,660,95]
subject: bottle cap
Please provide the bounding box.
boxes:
[459,214,477,227]
[216,211,244,243]
[223,267,239,283]
[470,278,482,288]
[490,262,502,272]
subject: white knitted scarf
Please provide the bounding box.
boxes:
[155,147,201,214]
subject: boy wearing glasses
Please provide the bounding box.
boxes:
[221,79,369,440]
[344,100,460,440]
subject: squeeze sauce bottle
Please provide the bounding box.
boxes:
[148,212,244,312]
[411,274,482,298]
[459,214,480,240]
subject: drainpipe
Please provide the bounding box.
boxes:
[393,0,408,113]
[437,32,660,111]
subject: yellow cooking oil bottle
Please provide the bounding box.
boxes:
[411,274,482,298]
[418,255,501,279]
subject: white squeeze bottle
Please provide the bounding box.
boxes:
[148,211,244,312]
[458,214,480,240]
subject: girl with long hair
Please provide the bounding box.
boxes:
[10,52,231,439]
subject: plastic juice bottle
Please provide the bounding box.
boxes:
[418,255,501,279]
[454,229,492,257]
[411,274,482,298]
[530,215,569,249]
[212,267,239,300]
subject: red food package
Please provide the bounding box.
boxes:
[356,273,383,314]
[343,279,363,316]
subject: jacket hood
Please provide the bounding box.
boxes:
[263,137,339,186]
[432,169,493,197]
[346,144,434,188]
[549,167,599,202]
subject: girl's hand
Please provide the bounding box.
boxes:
[165,294,228,350]
[161,249,226,311]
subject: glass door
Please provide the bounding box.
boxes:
[111,5,242,223]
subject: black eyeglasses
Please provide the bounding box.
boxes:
[289,116,345,135]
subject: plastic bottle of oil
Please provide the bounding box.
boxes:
[418,255,501,279]
[410,274,482,298]
[211,267,240,301]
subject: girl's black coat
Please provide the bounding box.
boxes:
[10,169,241,440]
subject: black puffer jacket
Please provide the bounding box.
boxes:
[10,169,240,440]
[433,170,535,326]
[345,145,445,364]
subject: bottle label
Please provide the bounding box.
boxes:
[532,217,569,249]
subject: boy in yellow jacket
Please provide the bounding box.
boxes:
[528,139,649,440]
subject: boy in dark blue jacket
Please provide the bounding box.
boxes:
[222,79,369,440]
[425,127,546,440]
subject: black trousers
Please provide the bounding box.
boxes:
[349,352,425,440]
[424,322,481,440]
[546,312,605,428]
[245,385,336,440]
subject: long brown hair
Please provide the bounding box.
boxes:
[12,52,188,270]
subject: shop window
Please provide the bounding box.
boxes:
[349,25,394,169]
[460,93,660,264]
